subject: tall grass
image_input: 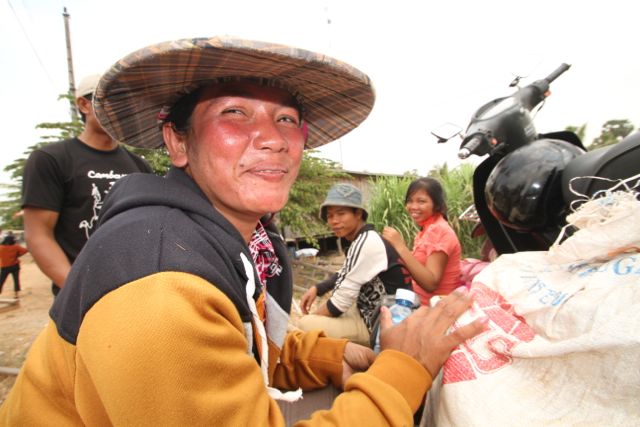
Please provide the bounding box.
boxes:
[430,163,482,259]
[368,165,483,259]
[368,175,419,246]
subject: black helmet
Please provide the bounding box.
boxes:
[485,139,584,231]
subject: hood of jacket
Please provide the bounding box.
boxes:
[51,167,292,346]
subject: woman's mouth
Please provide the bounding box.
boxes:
[249,165,288,181]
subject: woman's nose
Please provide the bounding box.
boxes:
[251,118,288,152]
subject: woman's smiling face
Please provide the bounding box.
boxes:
[405,189,435,225]
[165,81,305,235]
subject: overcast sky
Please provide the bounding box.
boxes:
[2,0,638,190]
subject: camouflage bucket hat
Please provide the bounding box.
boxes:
[93,36,375,149]
[319,183,368,221]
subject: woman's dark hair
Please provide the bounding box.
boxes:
[405,177,448,219]
[165,87,206,135]
[2,235,16,245]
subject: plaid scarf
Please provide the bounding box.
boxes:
[248,222,283,288]
[248,221,283,326]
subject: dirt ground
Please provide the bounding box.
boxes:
[0,254,52,403]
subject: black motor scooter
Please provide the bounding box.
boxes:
[436,64,640,255]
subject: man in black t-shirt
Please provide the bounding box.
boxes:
[22,74,152,296]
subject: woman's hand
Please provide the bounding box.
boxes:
[384,225,446,293]
[378,287,487,378]
[341,342,375,388]
[382,226,406,251]
[299,286,318,314]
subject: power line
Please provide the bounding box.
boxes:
[6,0,56,86]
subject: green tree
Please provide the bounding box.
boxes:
[0,183,23,230]
[277,151,347,246]
[129,147,172,176]
[589,119,635,150]
[565,124,587,141]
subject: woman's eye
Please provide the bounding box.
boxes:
[222,108,244,115]
[277,115,300,126]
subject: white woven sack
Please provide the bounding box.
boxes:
[421,191,640,427]
[548,189,640,264]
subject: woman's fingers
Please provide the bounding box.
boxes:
[379,288,487,379]
[442,317,488,349]
[378,305,393,334]
[429,287,474,334]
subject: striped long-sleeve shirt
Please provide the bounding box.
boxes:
[319,224,411,331]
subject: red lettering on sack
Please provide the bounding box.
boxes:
[443,350,476,383]
[442,283,536,384]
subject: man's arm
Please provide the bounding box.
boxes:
[17,245,29,257]
[315,272,339,296]
[325,232,388,316]
[23,207,71,288]
[300,273,339,314]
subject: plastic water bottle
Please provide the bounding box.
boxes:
[373,288,416,353]
[389,288,416,324]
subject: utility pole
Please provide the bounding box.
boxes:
[323,3,343,168]
[63,7,78,121]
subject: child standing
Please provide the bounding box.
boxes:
[0,234,28,298]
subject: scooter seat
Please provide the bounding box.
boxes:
[562,132,640,205]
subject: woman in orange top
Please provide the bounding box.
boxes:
[0,234,28,298]
[383,177,462,306]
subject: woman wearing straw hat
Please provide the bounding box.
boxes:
[0,37,485,425]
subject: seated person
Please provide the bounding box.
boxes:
[383,177,462,306]
[297,183,411,346]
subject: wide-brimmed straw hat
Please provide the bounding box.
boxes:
[93,36,375,149]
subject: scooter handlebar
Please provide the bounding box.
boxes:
[458,135,484,159]
[518,63,571,111]
[544,63,571,83]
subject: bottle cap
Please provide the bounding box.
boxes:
[395,288,416,304]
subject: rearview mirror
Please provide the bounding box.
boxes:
[431,123,462,143]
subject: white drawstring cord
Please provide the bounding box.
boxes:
[240,253,302,402]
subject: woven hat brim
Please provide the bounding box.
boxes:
[93,37,375,149]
